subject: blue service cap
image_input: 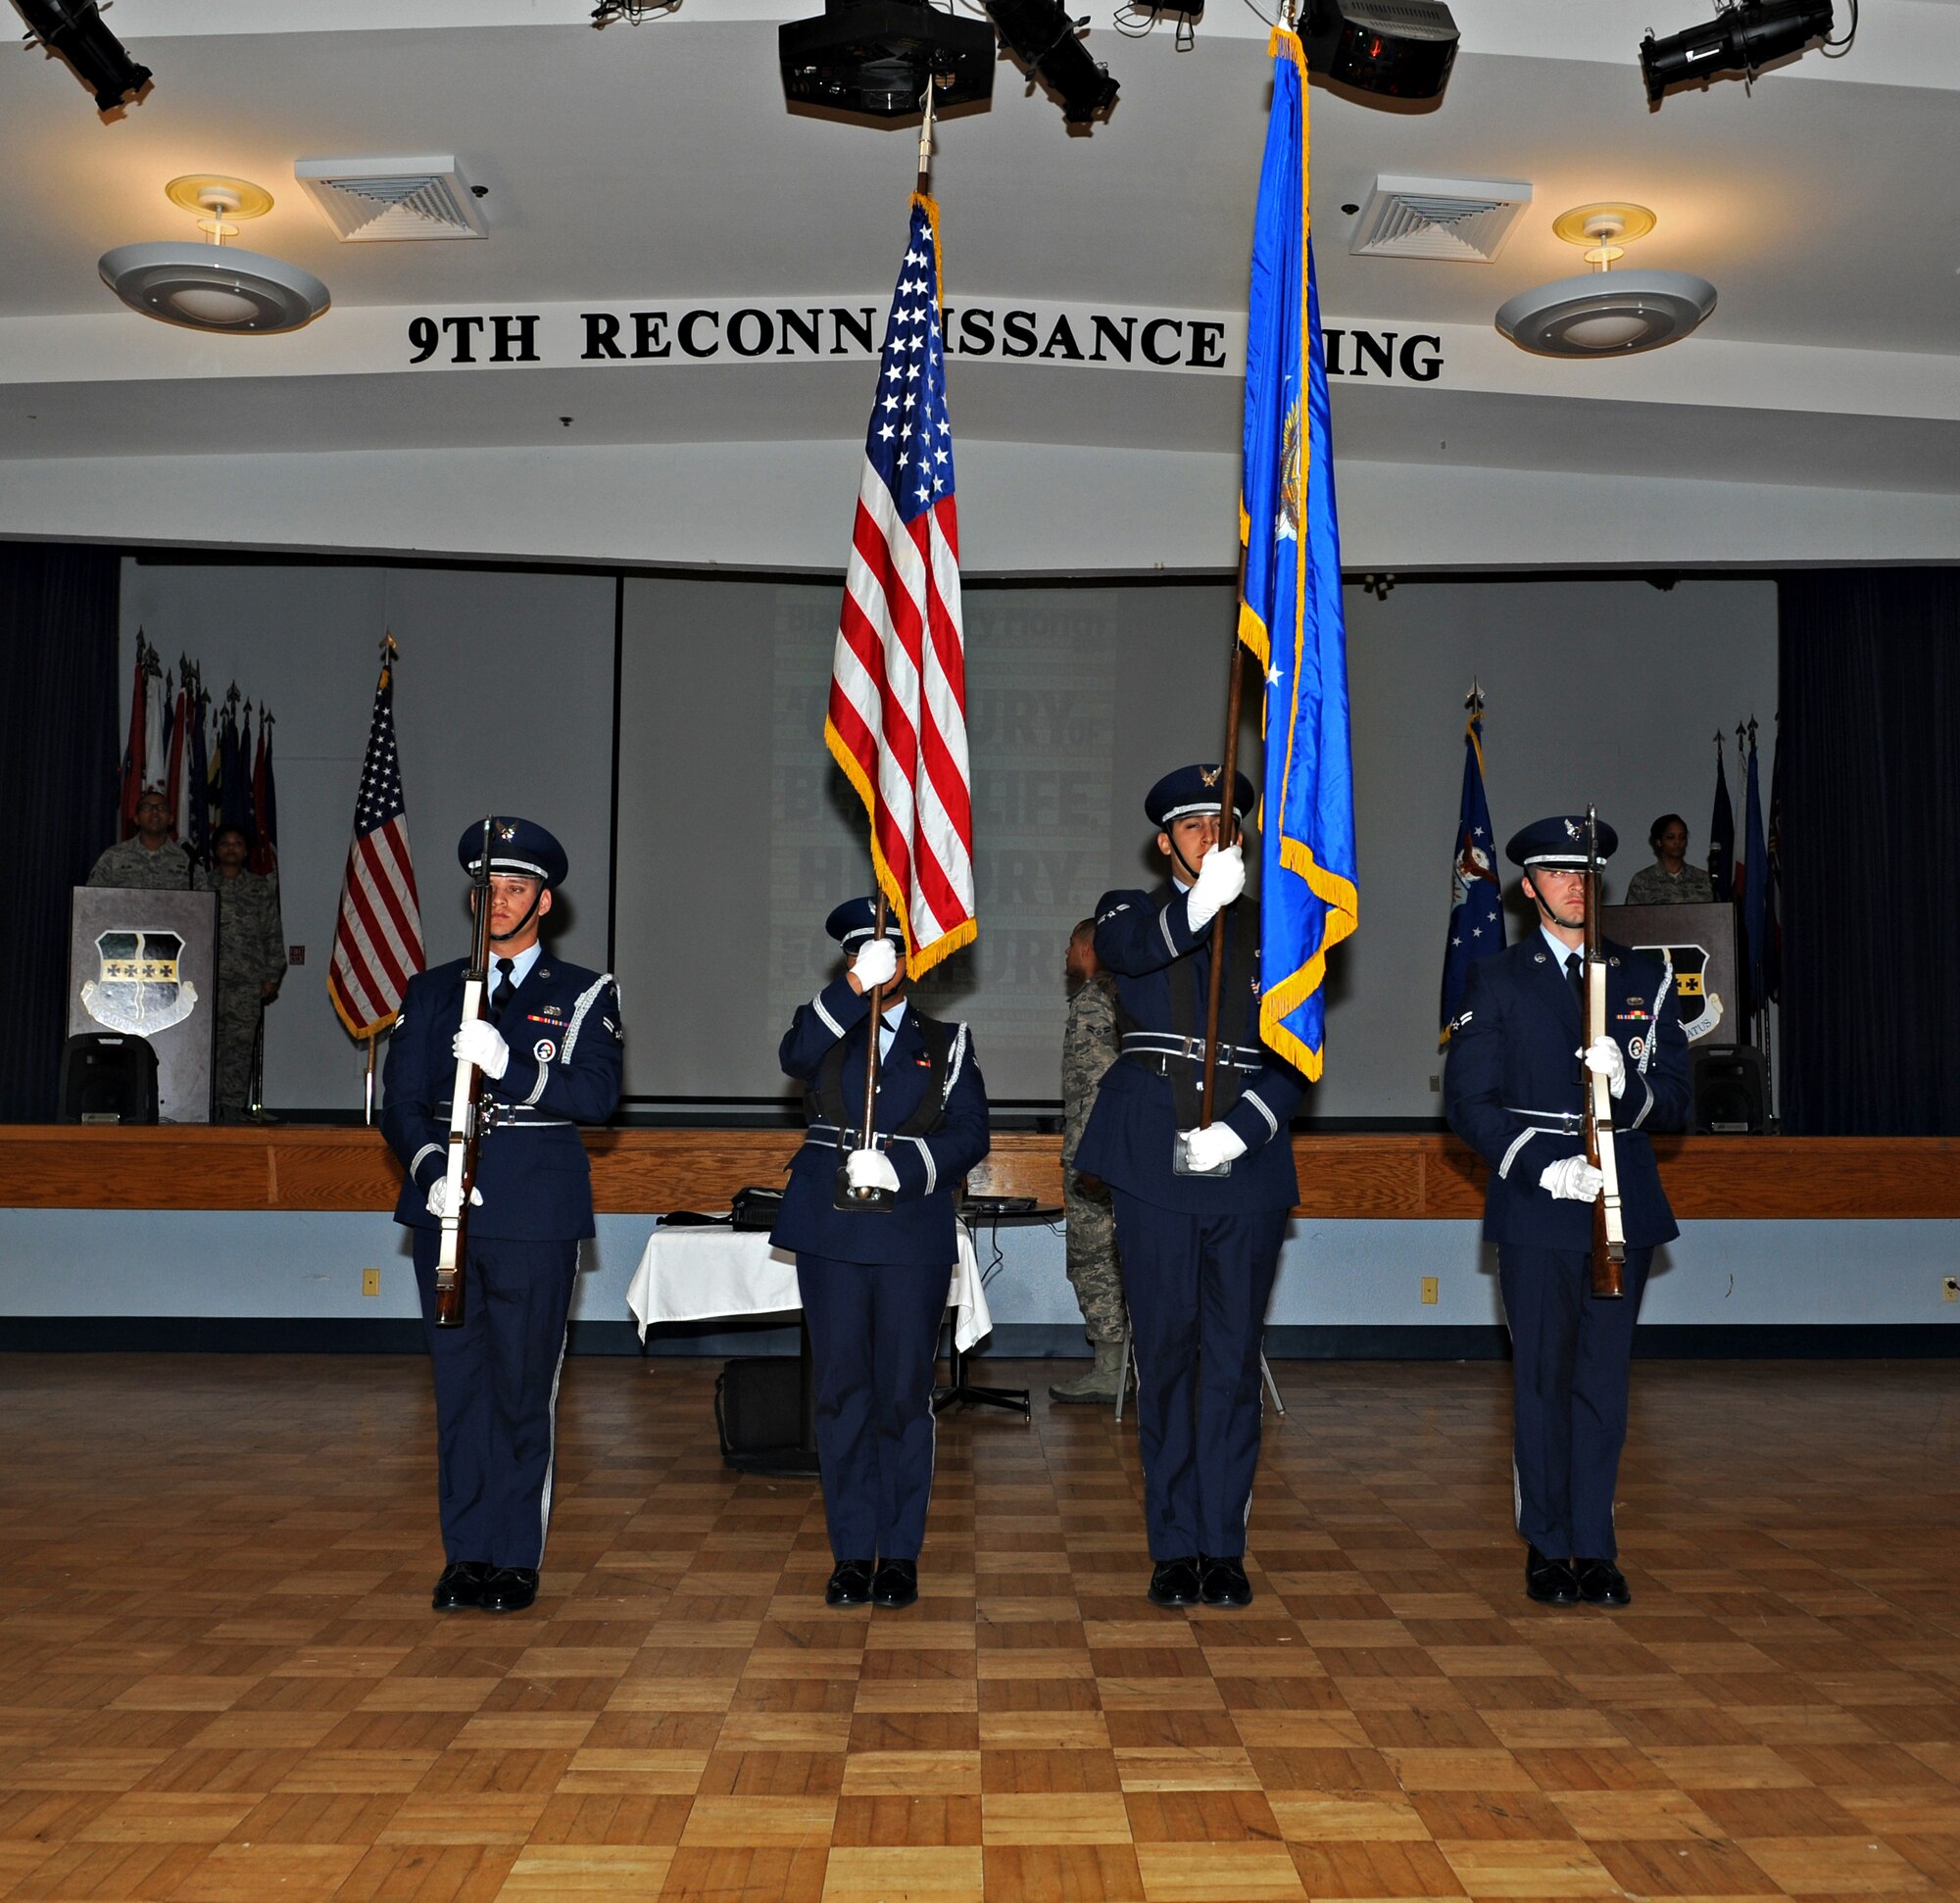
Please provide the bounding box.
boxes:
[825,897,908,948]
[458,816,567,889]
[1505,814,1618,871]
[1145,764,1255,830]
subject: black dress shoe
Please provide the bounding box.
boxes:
[1200,1556,1253,1607]
[825,1559,875,1606]
[1525,1544,1580,1605]
[871,1559,918,1609]
[1148,1556,1201,1607]
[1574,1557,1632,1606]
[431,1560,490,1611]
[481,1566,540,1613]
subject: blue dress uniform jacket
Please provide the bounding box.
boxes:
[379,951,621,1575]
[1445,933,1690,1564]
[771,975,990,1266]
[382,955,623,1241]
[771,973,990,1564]
[1075,886,1306,1211]
[1444,935,1690,1246]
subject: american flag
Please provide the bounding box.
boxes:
[824,194,976,977]
[328,644,424,1040]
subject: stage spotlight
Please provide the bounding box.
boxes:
[1639,0,1834,102]
[11,0,151,112]
[1300,0,1457,102]
[779,0,996,118]
[983,0,1118,125]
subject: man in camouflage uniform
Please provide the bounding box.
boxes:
[208,824,286,1120]
[1051,918,1128,1405]
[87,788,209,893]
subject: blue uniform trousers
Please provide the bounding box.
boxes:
[412,1231,577,1571]
[1113,1193,1288,1561]
[1498,1244,1652,1560]
[796,1253,949,1562]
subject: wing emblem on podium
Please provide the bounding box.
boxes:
[1633,938,1723,1044]
[80,930,199,1036]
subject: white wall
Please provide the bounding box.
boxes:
[17,443,1960,577]
[127,561,1774,1116]
[119,561,615,1110]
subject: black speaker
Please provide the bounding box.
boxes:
[1691,1043,1768,1135]
[58,1033,160,1124]
[713,1357,819,1478]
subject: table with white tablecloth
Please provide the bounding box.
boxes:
[625,1222,992,1351]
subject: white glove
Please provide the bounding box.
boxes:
[454,1017,510,1080]
[1540,1155,1604,1202]
[1185,842,1247,931]
[1582,1036,1627,1098]
[851,936,900,993]
[1181,1121,1249,1172]
[425,1177,483,1218]
[846,1147,901,1193]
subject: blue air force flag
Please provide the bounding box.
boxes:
[1439,705,1504,1045]
[1236,27,1358,1080]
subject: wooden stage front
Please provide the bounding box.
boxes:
[4,1125,1958,1218]
[5,1350,1960,1902]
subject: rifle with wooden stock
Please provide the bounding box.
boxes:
[1581,805,1627,1299]
[433,816,495,1327]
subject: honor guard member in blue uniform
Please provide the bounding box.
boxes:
[1444,815,1690,1609]
[771,899,991,1611]
[1075,765,1308,1610]
[381,819,622,1615]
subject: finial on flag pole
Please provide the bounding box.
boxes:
[916,75,936,192]
[1464,677,1485,713]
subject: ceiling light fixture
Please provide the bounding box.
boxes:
[12,0,151,113]
[1494,202,1715,358]
[1639,0,1838,104]
[99,175,329,334]
[1301,0,1458,101]
[778,0,996,119]
[983,0,1118,126]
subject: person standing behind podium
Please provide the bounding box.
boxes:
[771,898,990,1612]
[380,818,622,1617]
[208,823,285,1121]
[1624,813,1715,905]
[1074,765,1307,1611]
[87,788,208,891]
[1444,814,1690,1610]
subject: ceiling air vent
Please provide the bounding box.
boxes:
[1348,174,1531,263]
[294,156,487,242]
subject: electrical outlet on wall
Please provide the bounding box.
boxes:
[1420,1277,1439,1305]
[363,1268,381,1297]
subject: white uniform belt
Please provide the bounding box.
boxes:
[483,1111,573,1133]
[1505,1105,1583,1130]
[805,1123,894,1151]
[1120,1032,1263,1074]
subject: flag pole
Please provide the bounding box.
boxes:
[846,87,937,1200]
[364,1034,376,1128]
[1198,550,1250,1129]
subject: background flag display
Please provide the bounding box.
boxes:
[328,646,424,1040]
[1439,697,1504,1044]
[1236,27,1358,1080]
[824,194,976,979]
[1708,732,1735,904]
[1741,717,1769,1014]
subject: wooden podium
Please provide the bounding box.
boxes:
[67,886,218,1123]
[1601,901,1740,1047]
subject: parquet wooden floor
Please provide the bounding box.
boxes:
[4,1354,1960,1902]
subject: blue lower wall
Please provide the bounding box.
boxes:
[3,1208,1955,1354]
